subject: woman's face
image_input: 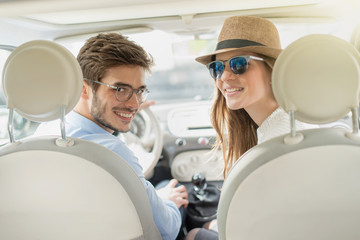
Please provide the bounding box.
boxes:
[214,51,274,112]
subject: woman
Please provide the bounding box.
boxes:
[196,15,316,179]
[185,15,316,240]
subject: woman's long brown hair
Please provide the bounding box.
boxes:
[210,56,274,178]
[211,88,258,178]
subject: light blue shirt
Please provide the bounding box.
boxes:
[35,111,181,240]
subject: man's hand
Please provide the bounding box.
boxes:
[156,179,189,208]
[139,100,156,111]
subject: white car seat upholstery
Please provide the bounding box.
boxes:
[0,40,161,240]
[217,34,360,240]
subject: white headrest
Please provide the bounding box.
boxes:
[2,40,83,122]
[272,34,360,124]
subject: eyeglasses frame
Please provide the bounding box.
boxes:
[83,78,150,103]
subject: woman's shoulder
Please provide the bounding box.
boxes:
[257,107,289,143]
[257,107,319,144]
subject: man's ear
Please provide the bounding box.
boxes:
[80,81,90,99]
[73,81,92,115]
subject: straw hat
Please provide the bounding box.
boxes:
[195,16,282,66]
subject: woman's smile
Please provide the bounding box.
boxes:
[224,87,244,97]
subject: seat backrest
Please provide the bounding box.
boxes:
[217,34,360,240]
[0,40,161,240]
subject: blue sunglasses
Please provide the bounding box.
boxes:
[206,55,264,79]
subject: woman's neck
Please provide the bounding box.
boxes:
[246,99,279,126]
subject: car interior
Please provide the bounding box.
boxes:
[0,0,360,239]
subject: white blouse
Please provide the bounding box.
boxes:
[256,107,318,144]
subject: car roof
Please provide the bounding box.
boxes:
[0,0,358,46]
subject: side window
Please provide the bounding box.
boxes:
[0,49,9,106]
[0,48,11,145]
[0,48,39,145]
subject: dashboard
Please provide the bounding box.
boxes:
[146,100,224,182]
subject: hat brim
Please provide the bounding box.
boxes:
[195,46,282,65]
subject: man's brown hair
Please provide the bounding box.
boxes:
[77,33,154,91]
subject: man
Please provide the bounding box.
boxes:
[35,33,188,240]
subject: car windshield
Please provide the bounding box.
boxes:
[56,20,353,104]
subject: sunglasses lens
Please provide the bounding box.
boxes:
[229,56,248,75]
[208,62,224,79]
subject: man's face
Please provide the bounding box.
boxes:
[89,65,146,133]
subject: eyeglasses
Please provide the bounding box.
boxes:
[84,78,150,103]
[206,55,264,79]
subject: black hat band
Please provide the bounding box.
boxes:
[216,39,264,50]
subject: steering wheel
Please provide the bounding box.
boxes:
[121,107,163,179]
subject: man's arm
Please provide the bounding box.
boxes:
[143,180,182,240]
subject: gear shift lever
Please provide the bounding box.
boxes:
[187,172,221,228]
[191,172,208,200]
